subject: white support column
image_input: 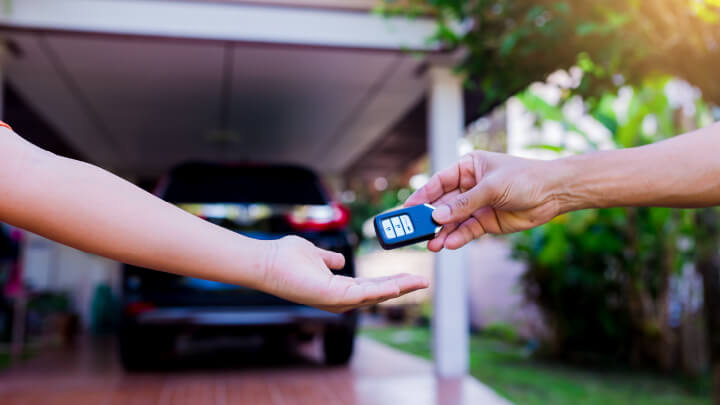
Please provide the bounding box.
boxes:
[428,66,469,378]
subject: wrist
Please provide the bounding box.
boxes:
[545,155,593,214]
[228,237,277,292]
[257,238,280,292]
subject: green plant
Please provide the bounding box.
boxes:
[381,0,720,110]
[695,207,720,401]
[509,76,709,369]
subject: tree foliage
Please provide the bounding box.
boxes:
[509,77,710,367]
[381,0,720,108]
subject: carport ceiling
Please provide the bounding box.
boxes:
[3,32,428,177]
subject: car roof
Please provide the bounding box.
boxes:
[159,162,328,204]
[169,162,319,180]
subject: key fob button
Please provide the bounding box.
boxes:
[381,219,396,239]
[391,217,405,237]
[400,215,414,234]
[374,204,436,250]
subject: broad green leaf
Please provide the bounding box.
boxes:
[576,22,598,36]
[526,5,545,22]
[500,27,529,57]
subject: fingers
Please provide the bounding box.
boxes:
[319,274,430,313]
[327,274,429,310]
[427,221,458,252]
[444,215,487,250]
[459,154,478,193]
[317,247,345,270]
[432,180,495,225]
[354,274,408,284]
[337,275,400,304]
[392,273,430,293]
[404,161,463,207]
[424,189,462,251]
[358,273,430,294]
[404,154,478,207]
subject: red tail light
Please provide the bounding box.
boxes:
[286,202,351,232]
[125,301,156,316]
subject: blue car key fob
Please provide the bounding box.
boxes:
[374,204,442,250]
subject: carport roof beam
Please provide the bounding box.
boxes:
[0,0,441,51]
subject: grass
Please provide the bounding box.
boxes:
[362,326,711,405]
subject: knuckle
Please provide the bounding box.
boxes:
[455,195,471,210]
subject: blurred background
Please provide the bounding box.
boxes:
[1,1,720,404]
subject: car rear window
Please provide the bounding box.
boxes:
[162,164,328,205]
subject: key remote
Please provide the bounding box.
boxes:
[374,204,441,250]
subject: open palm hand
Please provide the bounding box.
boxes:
[261,236,428,313]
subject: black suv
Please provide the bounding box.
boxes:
[118,163,357,370]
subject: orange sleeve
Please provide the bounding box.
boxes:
[0,121,12,131]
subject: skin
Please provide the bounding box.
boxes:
[0,127,428,313]
[406,122,720,251]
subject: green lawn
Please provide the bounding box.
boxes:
[362,326,710,405]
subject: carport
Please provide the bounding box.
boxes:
[1,0,474,384]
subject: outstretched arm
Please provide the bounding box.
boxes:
[406,122,720,251]
[0,127,427,313]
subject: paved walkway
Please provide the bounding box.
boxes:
[0,337,510,405]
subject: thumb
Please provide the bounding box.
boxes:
[317,247,346,270]
[432,181,495,224]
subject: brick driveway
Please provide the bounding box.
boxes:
[0,337,510,405]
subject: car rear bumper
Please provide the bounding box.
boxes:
[133,306,349,327]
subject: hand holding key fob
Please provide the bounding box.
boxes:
[374,204,441,250]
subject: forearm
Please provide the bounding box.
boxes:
[553,123,720,212]
[0,132,268,288]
